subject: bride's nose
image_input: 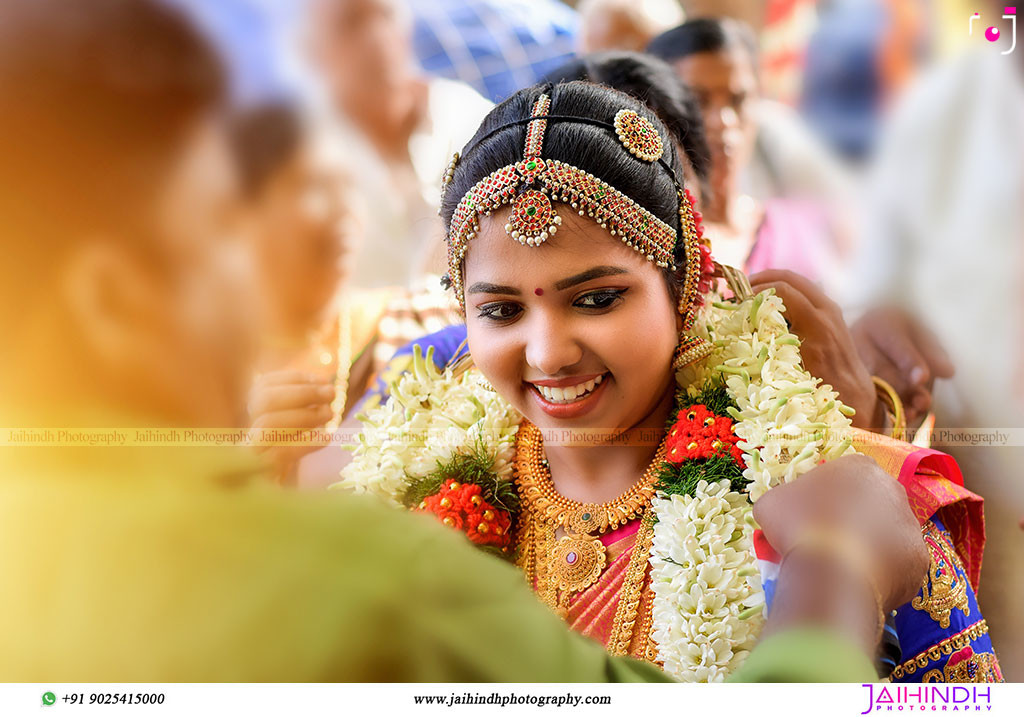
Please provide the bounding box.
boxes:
[524,312,584,377]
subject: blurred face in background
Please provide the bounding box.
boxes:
[671,47,758,201]
[311,0,414,123]
[580,5,655,54]
[674,142,702,206]
[248,143,359,326]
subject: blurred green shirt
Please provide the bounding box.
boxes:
[0,442,874,682]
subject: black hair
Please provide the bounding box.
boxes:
[441,81,690,294]
[0,0,226,326]
[542,51,710,195]
[646,17,759,66]
[228,103,305,199]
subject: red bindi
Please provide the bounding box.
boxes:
[534,288,544,296]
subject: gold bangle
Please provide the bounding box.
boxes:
[781,527,886,647]
[872,375,907,440]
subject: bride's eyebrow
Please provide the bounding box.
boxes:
[554,266,629,291]
[467,282,520,295]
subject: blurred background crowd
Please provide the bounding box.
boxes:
[1,0,1022,679]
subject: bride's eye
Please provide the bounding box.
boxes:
[477,302,523,322]
[574,288,628,311]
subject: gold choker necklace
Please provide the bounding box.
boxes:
[514,421,666,616]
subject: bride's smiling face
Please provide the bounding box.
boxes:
[463,206,680,435]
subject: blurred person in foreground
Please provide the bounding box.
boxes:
[306,0,491,288]
[0,0,929,683]
[229,103,458,484]
[846,4,1024,676]
[648,18,955,430]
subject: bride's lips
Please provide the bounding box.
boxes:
[526,373,610,420]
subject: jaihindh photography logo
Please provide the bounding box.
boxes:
[970,7,1017,53]
[860,684,994,713]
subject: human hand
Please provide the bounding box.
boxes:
[749,270,880,430]
[248,370,336,482]
[753,454,929,612]
[850,307,954,426]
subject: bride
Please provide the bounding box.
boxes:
[340,81,999,683]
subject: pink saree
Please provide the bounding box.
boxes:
[561,520,654,659]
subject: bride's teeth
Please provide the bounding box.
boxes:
[534,375,607,404]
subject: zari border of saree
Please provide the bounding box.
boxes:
[890,620,990,679]
[607,514,656,656]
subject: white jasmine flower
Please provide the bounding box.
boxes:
[334,348,521,505]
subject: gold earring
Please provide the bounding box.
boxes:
[673,335,712,371]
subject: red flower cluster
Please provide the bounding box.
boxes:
[419,480,513,550]
[666,404,743,466]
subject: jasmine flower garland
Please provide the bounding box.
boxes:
[335,345,522,506]
[651,288,857,681]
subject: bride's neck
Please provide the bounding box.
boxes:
[543,386,675,504]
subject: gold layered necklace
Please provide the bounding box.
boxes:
[514,420,666,654]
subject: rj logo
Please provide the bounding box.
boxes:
[971,7,1018,54]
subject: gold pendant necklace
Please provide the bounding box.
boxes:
[514,421,667,614]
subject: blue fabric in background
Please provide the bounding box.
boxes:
[356,324,469,413]
[410,0,579,103]
[159,0,306,107]
[159,0,579,107]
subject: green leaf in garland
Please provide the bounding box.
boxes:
[692,382,737,418]
[655,454,749,499]
[672,380,737,422]
[402,438,520,515]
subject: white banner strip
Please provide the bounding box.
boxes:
[1,683,1019,717]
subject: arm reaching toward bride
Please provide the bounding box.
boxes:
[753,454,930,655]
[749,269,956,433]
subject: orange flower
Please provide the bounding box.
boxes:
[666,405,743,466]
[419,479,512,550]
